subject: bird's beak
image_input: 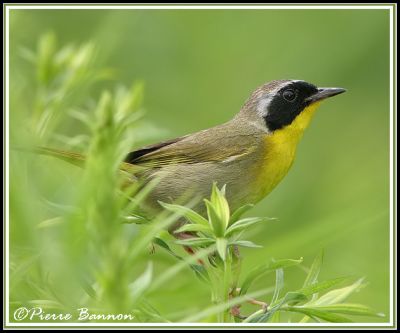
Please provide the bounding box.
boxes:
[305,87,346,104]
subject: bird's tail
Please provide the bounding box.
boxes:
[18,146,142,174]
[32,146,87,168]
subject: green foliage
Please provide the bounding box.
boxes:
[9,28,387,325]
[9,34,179,322]
[26,32,111,141]
[240,258,304,296]
[162,183,273,262]
[161,184,382,323]
[242,259,384,323]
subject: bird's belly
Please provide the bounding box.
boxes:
[141,158,259,216]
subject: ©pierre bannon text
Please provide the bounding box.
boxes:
[13,307,135,321]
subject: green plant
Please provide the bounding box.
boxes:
[160,184,384,323]
[8,33,384,325]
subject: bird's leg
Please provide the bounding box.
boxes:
[230,304,247,320]
[229,287,269,320]
[229,287,248,320]
[247,298,268,311]
[235,287,268,310]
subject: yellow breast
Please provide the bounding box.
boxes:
[255,102,321,200]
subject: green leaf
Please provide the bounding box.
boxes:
[36,216,64,229]
[282,306,352,323]
[273,291,308,307]
[204,199,225,237]
[229,240,262,248]
[229,203,254,225]
[303,250,324,288]
[174,223,212,235]
[240,258,303,295]
[189,264,210,283]
[158,201,209,226]
[299,277,350,297]
[225,217,272,236]
[134,299,170,323]
[153,238,210,283]
[268,258,304,269]
[216,238,228,261]
[250,292,307,323]
[271,268,284,304]
[122,214,150,224]
[175,237,215,247]
[210,183,230,229]
[307,304,384,318]
[42,198,77,214]
[312,278,365,306]
[129,262,153,301]
[153,237,183,260]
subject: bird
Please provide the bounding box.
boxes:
[36,79,346,232]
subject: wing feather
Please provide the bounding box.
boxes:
[124,126,258,168]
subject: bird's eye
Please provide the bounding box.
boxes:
[282,89,297,102]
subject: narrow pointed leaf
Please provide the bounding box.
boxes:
[240,258,303,295]
[313,278,365,306]
[272,291,308,308]
[189,264,210,283]
[204,199,224,237]
[282,306,352,323]
[36,216,64,229]
[153,238,210,283]
[230,240,262,248]
[307,304,384,318]
[175,237,215,247]
[251,292,307,323]
[299,277,350,298]
[229,203,254,225]
[210,183,230,229]
[271,268,284,304]
[153,237,183,260]
[225,217,272,236]
[159,201,209,226]
[216,238,228,261]
[174,223,212,235]
[303,250,324,288]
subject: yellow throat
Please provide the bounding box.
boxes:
[257,102,321,199]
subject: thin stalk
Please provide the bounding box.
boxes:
[242,308,264,323]
[202,255,221,322]
[222,251,232,322]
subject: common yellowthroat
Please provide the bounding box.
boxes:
[37,80,346,221]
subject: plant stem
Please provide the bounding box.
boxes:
[242,309,264,323]
[205,258,223,322]
[207,249,234,323]
[222,251,232,322]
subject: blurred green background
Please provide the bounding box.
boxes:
[9,8,391,322]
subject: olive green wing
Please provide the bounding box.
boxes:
[124,130,257,168]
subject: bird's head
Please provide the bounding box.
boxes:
[238,79,346,134]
